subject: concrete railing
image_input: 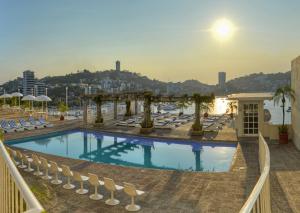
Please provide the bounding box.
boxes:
[0,140,44,213]
[240,132,271,213]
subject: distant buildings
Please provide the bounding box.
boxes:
[22,70,46,96]
[116,60,121,72]
[22,70,35,95]
[218,71,226,88]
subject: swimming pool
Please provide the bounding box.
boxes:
[7,130,237,172]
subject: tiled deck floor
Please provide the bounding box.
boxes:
[15,142,258,213]
[269,142,300,213]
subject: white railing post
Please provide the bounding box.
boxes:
[0,140,44,213]
[239,132,271,213]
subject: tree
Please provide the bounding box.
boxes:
[140,92,154,129]
[93,95,104,124]
[177,94,190,115]
[227,101,237,117]
[273,85,295,132]
[125,99,132,117]
[191,93,215,133]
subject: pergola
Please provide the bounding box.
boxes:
[82,91,215,134]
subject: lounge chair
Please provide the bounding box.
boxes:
[103,177,124,206]
[123,182,145,212]
[88,173,104,200]
[19,119,35,130]
[32,154,43,176]
[0,120,16,133]
[40,157,52,180]
[61,165,75,189]
[50,161,63,185]
[28,117,44,129]
[73,171,89,194]
[39,117,54,128]
[8,120,24,132]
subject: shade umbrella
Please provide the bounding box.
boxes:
[11,92,23,108]
[22,95,36,110]
[0,93,12,105]
[36,95,52,112]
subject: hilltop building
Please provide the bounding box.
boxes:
[116,60,121,72]
[218,71,226,88]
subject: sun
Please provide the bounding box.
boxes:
[211,18,236,41]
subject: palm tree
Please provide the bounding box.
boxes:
[191,93,215,133]
[273,85,295,131]
[93,95,104,124]
[177,94,190,115]
[227,101,237,117]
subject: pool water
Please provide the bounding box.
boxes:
[7,130,237,172]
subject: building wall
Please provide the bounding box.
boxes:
[291,56,300,149]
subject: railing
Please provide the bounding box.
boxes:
[240,132,271,213]
[0,140,44,213]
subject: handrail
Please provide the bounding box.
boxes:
[0,140,44,213]
[239,132,271,213]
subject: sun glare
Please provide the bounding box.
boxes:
[211,18,236,41]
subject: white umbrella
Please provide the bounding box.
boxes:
[35,95,52,102]
[36,95,52,113]
[22,95,36,110]
[22,95,36,101]
[0,93,12,105]
[11,92,23,108]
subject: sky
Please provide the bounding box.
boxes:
[1,0,300,85]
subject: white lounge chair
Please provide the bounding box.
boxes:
[39,117,54,128]
[8,120,24,132]
[103,177,124,206]
[50,161,62,185]
[73,171,89,194]
[40,157,52,180]
[123,182,145,212]
[0,120,16,133]
[19,119,35,130]
[32,154,43,176]
[61,165,75,189]
[28,117,44,129]
[88,173,104,200]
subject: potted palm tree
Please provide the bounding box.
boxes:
[273,85,295,144]
[191,93,215,136]
[58,102,68,121]
[0,129,4,141]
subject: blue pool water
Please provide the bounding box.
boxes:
[7,130,236,172]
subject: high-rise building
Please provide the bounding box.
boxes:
[218,71,226,87]
[34,82,46,96]
[23,70,35,95]
[116,60,121,72]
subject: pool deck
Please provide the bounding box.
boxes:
[6,119,300,212]
[3,119,258,213]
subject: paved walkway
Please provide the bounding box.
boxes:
[269,142,300,212]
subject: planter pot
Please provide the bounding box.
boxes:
[279,132,288,144]
[94,122,104,127]
[60,115,64,121]
[140,127,153,134]
[191,130,203,136]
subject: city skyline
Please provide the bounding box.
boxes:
[1,0,300,84]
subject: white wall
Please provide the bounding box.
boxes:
[291,56,300,149]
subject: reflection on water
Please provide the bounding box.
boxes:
[9,130,236,172]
